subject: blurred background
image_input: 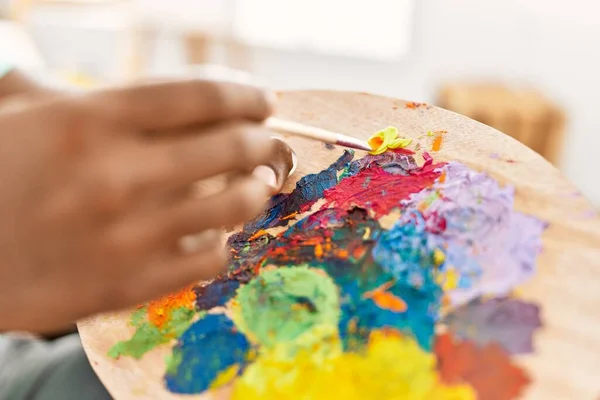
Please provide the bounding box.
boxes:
[1,0,598,204]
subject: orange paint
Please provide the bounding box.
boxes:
[335,249,350,258]
[314,243,324,259]
[435,333,530,399]
[405,102,428,109]
[363,282,407,313]
[372,291,407,312]
[367,135,384,150]
[438,171,447,183]
[248,230,268,241]
[432,135,443,152]
[147,285,196,328]
[281,212,299,221]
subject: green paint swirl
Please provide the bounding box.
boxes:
[233,266,340,350]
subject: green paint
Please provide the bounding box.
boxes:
[165,349,183,375]
[130,307,147,326]
[233,266,340,349]
[107,307,200,360]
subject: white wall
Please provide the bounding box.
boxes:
[25,0,600,204]
[245,0,600,204]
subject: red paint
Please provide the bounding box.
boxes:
[322,163,443,219]
[435,333,530,400]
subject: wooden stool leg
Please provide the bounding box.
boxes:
[184,32,211,65]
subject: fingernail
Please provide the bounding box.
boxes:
[252,165,277,190]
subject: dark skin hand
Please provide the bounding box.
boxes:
[0,70,293,333]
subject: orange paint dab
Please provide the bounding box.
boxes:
[364,282,407,313]
[439,171,447,183]
[432,134,443,152]
[281,212,298,221]
[147,285,196,328]
[314,243,324,259]
[248,230,268,241]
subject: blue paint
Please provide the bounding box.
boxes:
[372,211,440,287]
[244,150,354,232]
[337,278,440,352]
[165,314,250,394]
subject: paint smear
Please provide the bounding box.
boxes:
[432,134,443,151]
[232,266,340,350]
[322,151,443,218]
[165,314,251,394]
[435,333,530,400]
[108,306,196,360]
[401,162,548,307]
[107,144,546,398]
[244,150,354,232]
[147,285,196,328]
[232,330,475,400]
[444,297,542,354]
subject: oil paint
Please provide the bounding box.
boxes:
[109,133,546,399]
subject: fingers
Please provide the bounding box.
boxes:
[264,137,296,191]
[131,121,276,193]
[233,137,296,194]
[103,229,228,311]
[158,176,270,238]
[252,165,278,194]
[90,78,275,131]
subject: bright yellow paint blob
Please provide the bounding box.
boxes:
[433,248,446,266]
[230,331,475,400]
[368,127,412,155]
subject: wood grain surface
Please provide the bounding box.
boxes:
[78,90,600,400]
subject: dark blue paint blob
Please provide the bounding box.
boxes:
[244,150,354,232]
[194,280,241,311]
[165,314,250,394]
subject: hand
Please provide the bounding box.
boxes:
[0,78,287,333]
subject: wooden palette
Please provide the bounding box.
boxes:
[78,90,600,400]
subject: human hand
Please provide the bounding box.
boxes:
[0,78,289,332]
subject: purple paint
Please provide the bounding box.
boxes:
[444,297,542,355]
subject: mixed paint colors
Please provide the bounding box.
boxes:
[109,126,547,399]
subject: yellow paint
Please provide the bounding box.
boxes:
[433,249,446,266]
[210,364,240,389]
[368,127,412,155]
[436,267,459,292]
[362,227,371,240]
[230,330,475,400]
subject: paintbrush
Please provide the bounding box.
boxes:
[265,117,372,152]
